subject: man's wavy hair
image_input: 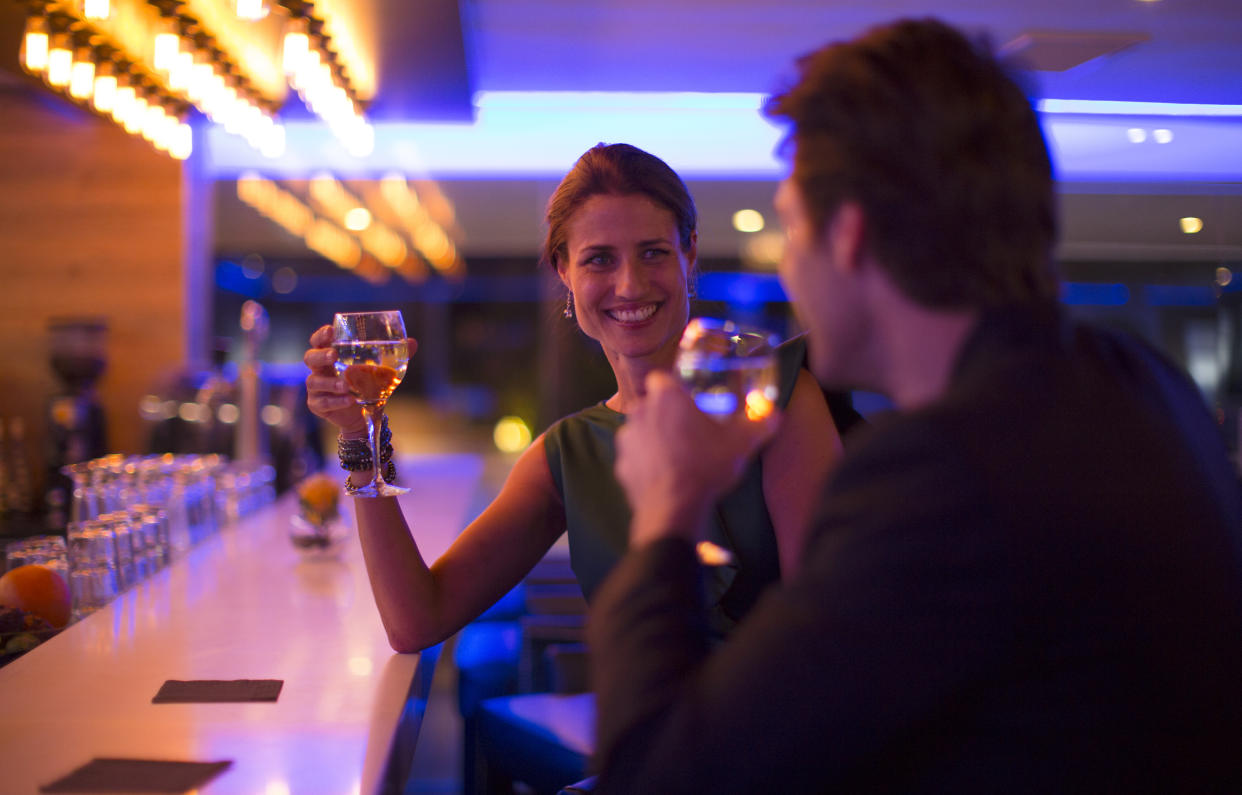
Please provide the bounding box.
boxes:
[766,18,1060,308]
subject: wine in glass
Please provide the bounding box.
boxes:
[675,317,780,423]
[332,310,410,497]
[674,317,781,566]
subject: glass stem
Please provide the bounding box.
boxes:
[363,403,384,489]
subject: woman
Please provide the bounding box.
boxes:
[304,143,842,652]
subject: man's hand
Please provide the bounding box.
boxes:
[303,324,419,436]
[615,371,780,548]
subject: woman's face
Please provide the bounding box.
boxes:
[558,193,696,367]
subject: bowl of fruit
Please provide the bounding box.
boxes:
[289,474,349,557]
[0,563,71,667]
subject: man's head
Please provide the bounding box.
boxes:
[765,18,1060,313]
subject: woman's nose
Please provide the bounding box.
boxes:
[615,257,647,296]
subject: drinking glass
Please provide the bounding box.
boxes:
[675,317,780,422]
[674,318,781,566]
[332,310,411,497]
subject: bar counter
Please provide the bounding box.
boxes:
[0,454,484,795]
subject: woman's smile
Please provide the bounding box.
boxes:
[606,302,661,325]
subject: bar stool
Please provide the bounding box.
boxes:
[476,691,595,795]
[456,557,586,794]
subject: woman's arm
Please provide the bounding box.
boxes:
[760,369,843,578]
[352,436,566,652]
[305,324,566,653]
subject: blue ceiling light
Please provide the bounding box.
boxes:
[203,91,1242,182]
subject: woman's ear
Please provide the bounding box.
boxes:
[555,258,572,291]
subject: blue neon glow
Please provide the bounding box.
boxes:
[1037,99,1242,117]
[202,91,1242,181]
[475,91,766,111]
[1060,283,1130,306]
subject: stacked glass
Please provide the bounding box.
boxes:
[56,452,277,620]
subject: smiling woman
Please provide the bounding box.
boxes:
[303,140,843,664]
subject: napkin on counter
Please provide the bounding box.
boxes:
[40,757,232,793]
[152,679,283,703]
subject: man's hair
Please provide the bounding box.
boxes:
[765,18,1060,308]
[541,143,697,272]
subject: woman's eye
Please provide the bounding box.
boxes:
[643,248,670,260]
[584,254,611,267]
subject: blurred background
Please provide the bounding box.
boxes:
[1,0,1240,537]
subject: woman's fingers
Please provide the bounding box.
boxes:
[304,349,336,375]
[306,373,347,394]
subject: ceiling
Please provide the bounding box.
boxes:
[229,0,1242,264]
[343,0,1242,118]
[4,0,1242,265]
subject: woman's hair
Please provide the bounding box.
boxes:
[765,18,1060,308]
[541,143,697,271]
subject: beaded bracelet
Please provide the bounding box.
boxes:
[337,415,393,472]
[338,441,393,471]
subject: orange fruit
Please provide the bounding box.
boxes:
[0,564,71,628]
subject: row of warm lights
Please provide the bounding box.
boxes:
[279,5,372,157]
[138,395,292,428]
[20,3,286,160]
[734,208,1209,240]
[147,3,284,157]
[237,172,464,282]
[237,173,363,271]
[23,14,192,158]
[307,173,407,267]
[379,175,462,273]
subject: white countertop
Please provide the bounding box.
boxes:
[0,453,483,795]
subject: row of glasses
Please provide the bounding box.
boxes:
[54,452,277,619]
[3,535,69,580]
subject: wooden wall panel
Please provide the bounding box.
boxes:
[0,89,187,505]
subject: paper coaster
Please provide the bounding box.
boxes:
[152,679,283,703]
[40,757,232,793]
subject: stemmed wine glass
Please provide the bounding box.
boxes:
[332,310,411,497]
[676,317,779,423]
[674,317,780,565]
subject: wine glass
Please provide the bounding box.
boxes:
[675,317,780,423]
[332,310,411,497]
[674,317,780,566]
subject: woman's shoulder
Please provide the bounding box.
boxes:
[547,401,622,436]
[544,402,623,462]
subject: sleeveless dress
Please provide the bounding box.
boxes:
[543,335,811,639]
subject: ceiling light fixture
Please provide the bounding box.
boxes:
[732,209,765,233]
[21,11,49,72]
[343,207,371,231]
[83,0,110,20]
[276,0,372,157]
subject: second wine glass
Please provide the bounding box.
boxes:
[675,317,780,422]
[332,310,410,497]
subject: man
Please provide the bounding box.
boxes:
[589,18,1242,793]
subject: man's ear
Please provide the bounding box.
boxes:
[826,201,867,275]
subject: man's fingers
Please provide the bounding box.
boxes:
[309,324,333,347]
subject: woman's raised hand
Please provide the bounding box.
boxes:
[304,324,419,436]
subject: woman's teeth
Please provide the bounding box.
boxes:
[608,304,658,323]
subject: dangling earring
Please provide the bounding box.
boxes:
[563,291,575,320]
[687,279,698,300]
